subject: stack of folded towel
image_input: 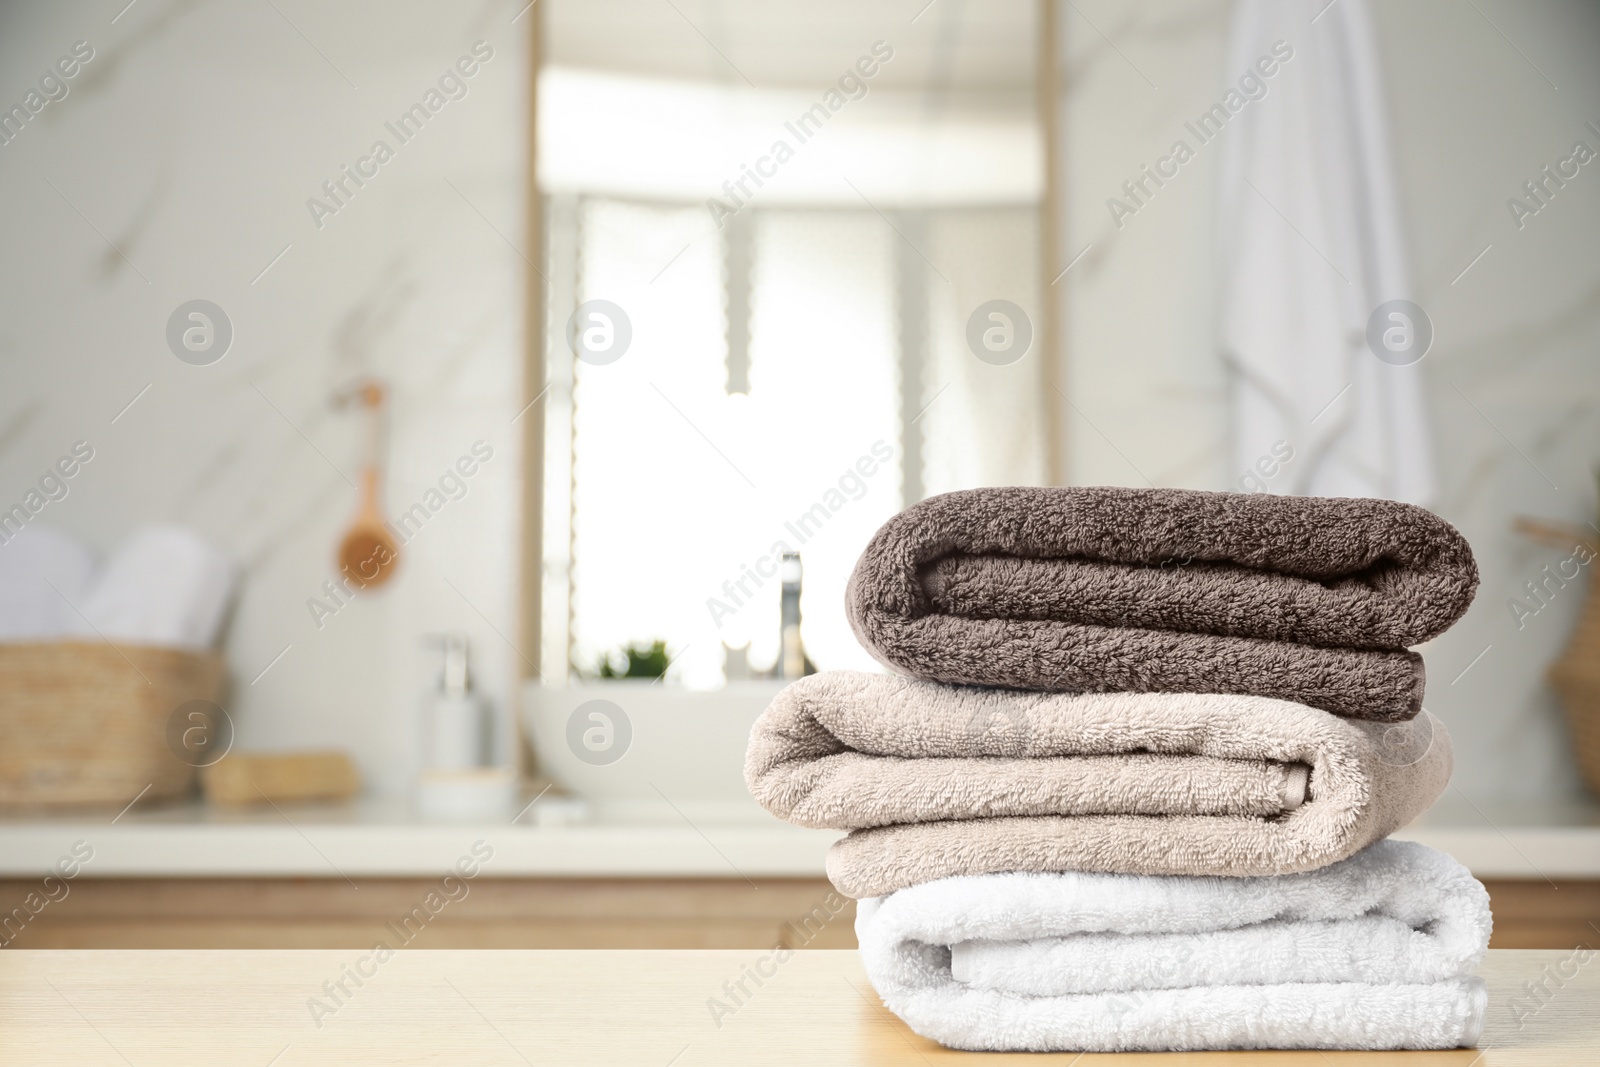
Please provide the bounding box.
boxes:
[746,486,1490,1052]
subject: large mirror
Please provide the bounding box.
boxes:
[534,0,1053,689]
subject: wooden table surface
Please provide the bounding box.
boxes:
[0,949,1593,1064]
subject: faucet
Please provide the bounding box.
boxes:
[778,552,815,679]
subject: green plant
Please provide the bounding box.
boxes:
[595,640,671,680]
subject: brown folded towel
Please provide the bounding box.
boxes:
[746,672,1451,899]
[845,486,1478,721]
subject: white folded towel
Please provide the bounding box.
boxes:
[67,525,236,649]
[857,839,1490,1052]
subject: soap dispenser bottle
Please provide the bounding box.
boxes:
[424,633,487,769]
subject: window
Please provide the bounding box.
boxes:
[537,66,1045,687]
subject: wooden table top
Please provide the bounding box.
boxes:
[0,949,1593,1064]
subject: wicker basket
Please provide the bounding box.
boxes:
[1551,568,1600,797]
[0,642,226,810]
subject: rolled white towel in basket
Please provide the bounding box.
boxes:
[0,525,96,640]
[68,526,236,649]
[856,839,1491,1052]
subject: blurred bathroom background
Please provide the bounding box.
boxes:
[0,0,1597,949]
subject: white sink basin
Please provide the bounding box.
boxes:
[521,681,787,823]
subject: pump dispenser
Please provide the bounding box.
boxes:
[425,632,487,769]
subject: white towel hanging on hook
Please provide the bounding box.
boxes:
[1220,0,1435,504]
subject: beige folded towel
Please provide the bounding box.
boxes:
[746,672,1450,899]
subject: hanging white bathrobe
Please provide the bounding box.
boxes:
[1220,0,1435,505]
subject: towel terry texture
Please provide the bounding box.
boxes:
[746,672,1451,899]
[845,486,1478,721]
[855,839,1491,1052]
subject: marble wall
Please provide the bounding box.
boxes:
[4,0,1597,809]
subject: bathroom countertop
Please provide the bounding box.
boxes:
[0,794,1597,879]
[0,949,1593,1064]
[0,796,844,878]
[1389,793,1600,879]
